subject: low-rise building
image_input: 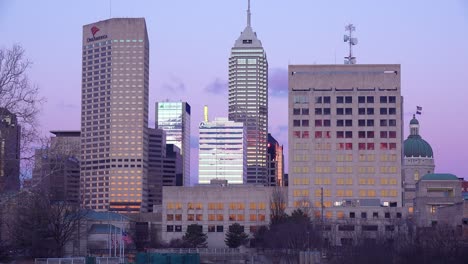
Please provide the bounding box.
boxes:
[162,185,281,247]
[414,173,463,227]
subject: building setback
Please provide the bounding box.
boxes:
[0,108,20,193]
[228,1,268,185]
[288,64,403,218]
[80,18,150,212]
[156,101,191,186]
[198,117,246,184]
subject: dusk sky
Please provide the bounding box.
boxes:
[2,0,468,183]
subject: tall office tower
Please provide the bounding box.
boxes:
[81,18,149,212]
[0,108,20,193]
[288,65,403,215]
[228,1,268,184]
[267,133,284,186]
[156,102,191,186]
[403,115,434,212]
[147,128,166,211]
[32,131,81,205]
[198,117,246,184]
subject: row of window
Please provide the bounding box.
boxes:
[166,213,266,222]
[293,154,396,162]
[293,166,399,174]
[312,96,397,104]
[166,202,268,210]
[292,177,398,186]
[291,188,399,199]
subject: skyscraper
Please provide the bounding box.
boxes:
[228,1,268,184]
[198,117,246,184]
[156,101,191,186]
[0,108,20,193]
[81,18,149,212]
[288,64,403,215]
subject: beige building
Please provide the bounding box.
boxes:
[162,185,281,247]
[81,18,150,212]
[288,64,403,218]
[414,173,463,227]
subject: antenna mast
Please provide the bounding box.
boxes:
[247,0,251,27]
[344,24,358,64]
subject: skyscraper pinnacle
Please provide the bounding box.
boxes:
[247,0,251,27]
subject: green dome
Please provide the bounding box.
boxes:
[410,118,419,125]
[420,173,458,181]
[404,135,434,158]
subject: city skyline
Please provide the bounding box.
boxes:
[1,0,468,181]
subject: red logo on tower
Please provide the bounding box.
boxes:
[91,26,100,37]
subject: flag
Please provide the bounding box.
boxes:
[416,106,422,111]
[416,111,422,115]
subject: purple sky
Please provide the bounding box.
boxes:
[2,0,468,183]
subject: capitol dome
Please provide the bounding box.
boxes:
[403,115,433,158]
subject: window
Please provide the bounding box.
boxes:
[367,143,375,150]
[324,120,331,127]
[389,96,396,103]
[389,119,396,126]
[337,96,344,103]
[380,131,388,138]
[367,120,374,126]
[358,96,365,103]
[345,108,352,115]
[302,131,310,138]
[250,214,257,221]
[315,120,322,127]
[216,225,224,232]
[350,212,355,218]
[302,120,309,127]
[323,108,331,115]
[208,225,216,232]
[337,131,344,138]
[167,214,174,221]
[380,96,387,103]
[367,131,374,138]
[324,96,331,103]
[315,131,323,138]
[175,225,182,232]
[315,96,322,103]
[345,131,352,138]
[361,212,367,219]
[167,225,174,232]
[358,120,365,127]
[293,131,301,138]
[302,108,310,115]
[175,214,182,221]
[187,214,195,221]
[389,131,397,138]
[337,120,344,127]
[316,108,323,115]
[373,212,379,218]
[367,96,374,103]
[380,108,388,115]
[359,108,365,115]
[217,214,224,221]
[345,120,352,127]
[389,108,396,115]
[293,120,300,127]
[367,108,374,115]
[345,96,352,103]
[337,108,344,115]
[385,212,390,219]
[293,108,300,115]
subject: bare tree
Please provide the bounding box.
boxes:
[0,44,44,186]
[270,187,287,225]
[5,190,86,258]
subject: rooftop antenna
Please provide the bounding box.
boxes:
[344,24,358,64]
[247,0,251,27]
[109,0,112,18]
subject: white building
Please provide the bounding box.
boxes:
[198,117,246,184]
[228,1,268,184]
[80,18,149,212]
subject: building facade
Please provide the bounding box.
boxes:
[147,128,166,211]
[288,64,404,218]
[414,173,462,227]
[228,2,268,184]
[156,101,191,186]
[81,18,150,212]
[162,185,279,247]
[32,131,81,205]
[403,115,435,212]
[0,108,20,193]
[198,117,246,184]
[267,133,284,186]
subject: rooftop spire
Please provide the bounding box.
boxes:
[247,0,251,27]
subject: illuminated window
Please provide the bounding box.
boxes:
[175,214,182,221]
[250,202,257,210]
[368,190,376,197]
[208,203,216,210]
[359,190,366,197]
[167,202,174,209]
[345,190,353,197]
[167,214,174,221]
[258,214,266,221]
[187,214,195,221]
[196,214,203,221]
[337,211,344,219]
[250,214,257,221]
[414,171,420,181]
[259,203,266,210]
[337,190,345,197]
[217,214,224,221]
[229,214,236,221]
[208,214,215,221]
[217,203,224,210]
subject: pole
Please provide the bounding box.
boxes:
[108,212,111,257]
